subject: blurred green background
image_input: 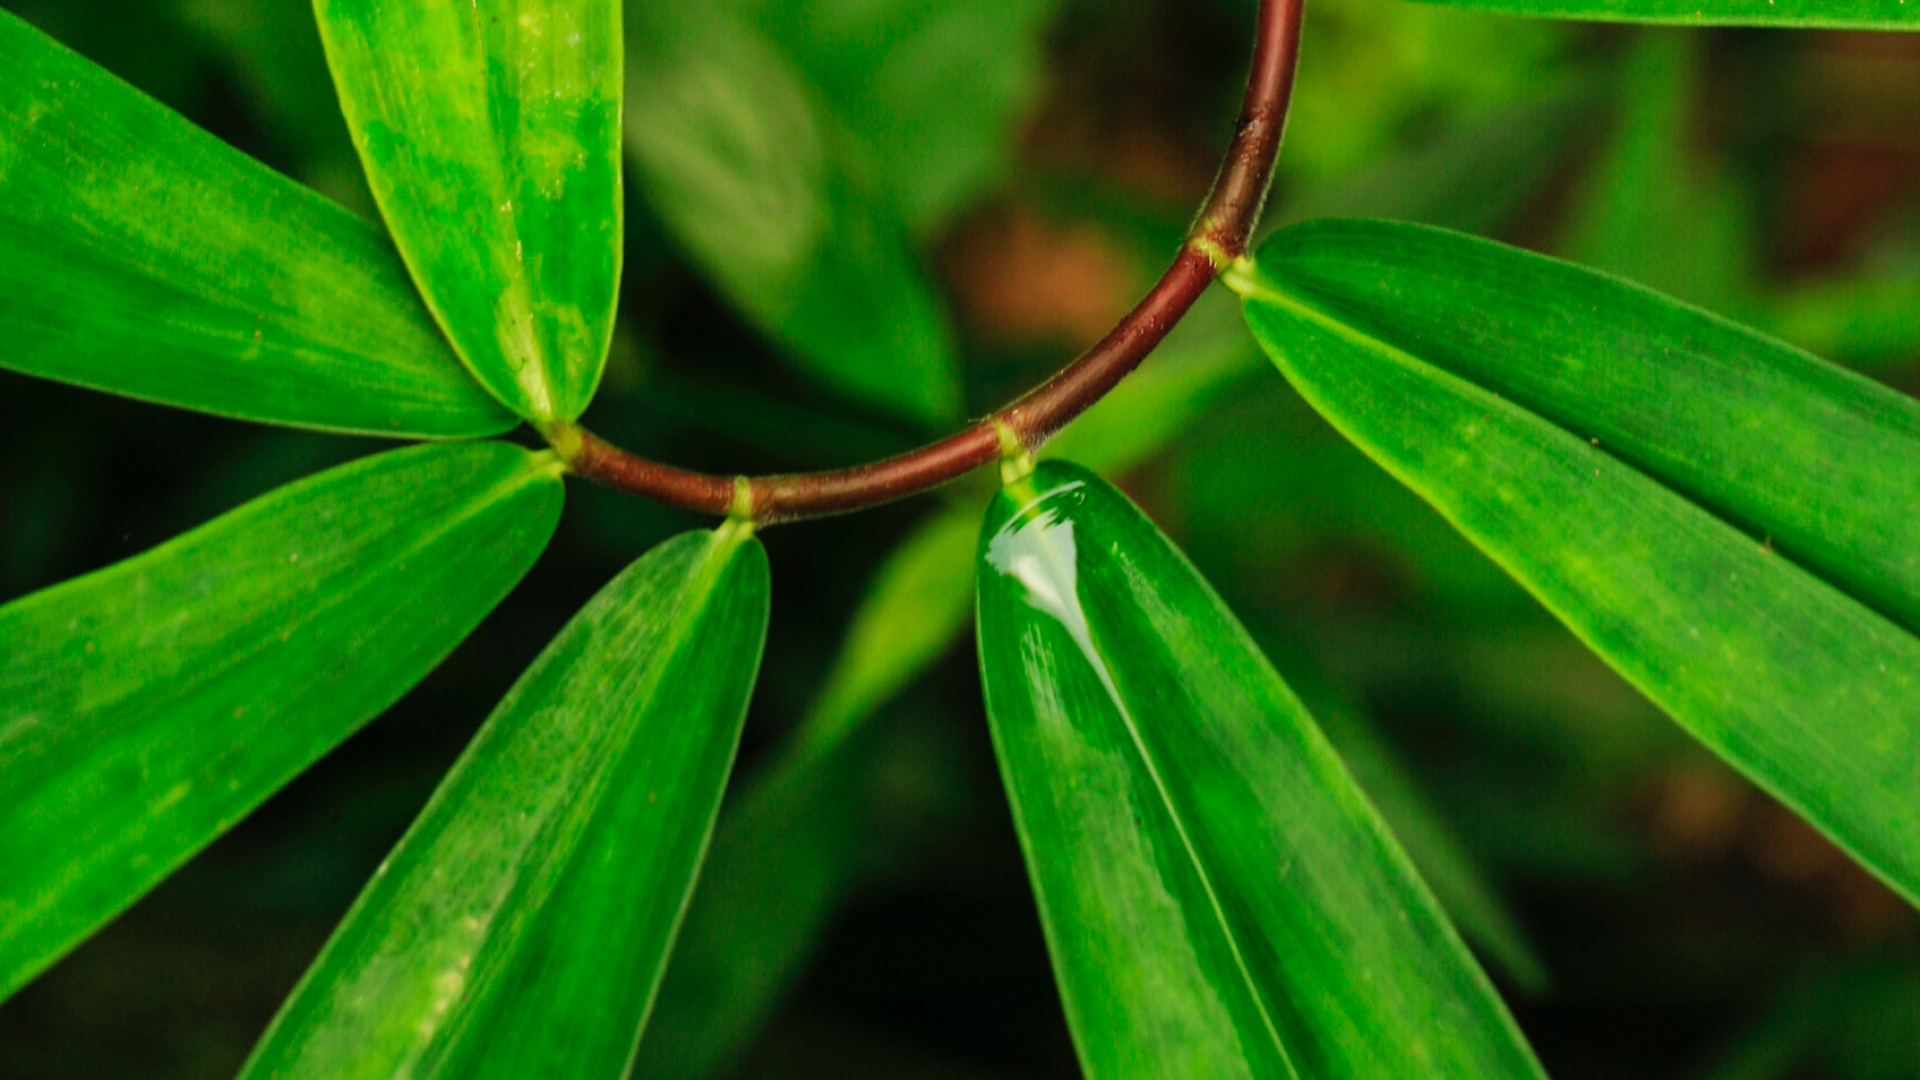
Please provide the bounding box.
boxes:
[3,0,1919,1076]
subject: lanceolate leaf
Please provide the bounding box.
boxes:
[240,527,770,1080]
[0,442,562,1001]
[624,0,961,425]
[976,462,1544,1080]
[313,0,623,424]
[1404,0,1920,28]
[0,11,512,438]
[1236,218,1920,905]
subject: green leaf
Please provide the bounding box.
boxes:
[1556,30,1752,314]
[1285,657,1548,994]
[1402,0,1920,28]
[239,526,769,1080]
[1236,217,1920,906]
[737,0,1059,233]
[0,442,562,1001]
[628,508,972,1078]
[313,0,623,424]
[0,10,513,438]
[624,0,961,425]
[975,461,1544,1080]
[632,729,870,1080]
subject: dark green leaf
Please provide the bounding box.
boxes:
[624,0,961,425]
[0,442,562,1000]
[177,0,372,211]
[1285,658,1548,994]
[1237,217,1920,905]
[239,527,769,1080]
[738,0,1059,232]
[1403,0,1920,28]
[0,10,512,438]
[976,461,1544,1080]
[313,0,622,423]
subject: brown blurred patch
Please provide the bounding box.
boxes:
[1638,766,1918,943]
[940,204,1142,347]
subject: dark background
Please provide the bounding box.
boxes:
[3,0,1919,1076]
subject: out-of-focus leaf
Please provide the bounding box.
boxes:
[1237,218,1920,905]
[176,0,371,211]
[624,0,960,425]
[1281,72,1604,236]
[239,527,769,1080]
[0,442,563,1000]
[1280,656,1548,993]
[799,513,982,760]
[1044,288,1261,476]
[976,462,1545,1080]
[1763,275,1920,375]
[1693,959,1920,1080]
[1280,0,1570,182]
[0,11,513,438]
[313,0,622,423]
[739,0,1059,232]
[1404,0,1920,27]
[1557,30,1753,315]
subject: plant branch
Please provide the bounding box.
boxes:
[563,0,1303,525]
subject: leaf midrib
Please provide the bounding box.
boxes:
[1236,267,1918,641]
[1013,496,1299,1080]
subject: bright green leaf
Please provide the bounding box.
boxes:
[0,10,512,438]
[313,0,623,423]
[1237,217,1920,906]
[1763,274,1920,375]
[976,461,1545,1080]
[239,526,769,1080]
[1403,0,1920,28]
[0,442,562,1000]
[624,0,961,425]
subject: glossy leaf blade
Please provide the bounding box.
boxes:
[976,462,1544,1080]
[240,527,769,1080]
[625,0,961,425]
[0,10,512,437]
[314,0,623,423]
[1237,218,1920,903]
[1404,0,1920,27]
[0,442,562,999]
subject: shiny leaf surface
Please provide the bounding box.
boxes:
[1237,218,1920,904]
[624,0,960,425]
[240,527,769,1080]
[0,10,512,437]
[313,0,622,423]
[976,462,1545,1080]
[0,442,562,1000]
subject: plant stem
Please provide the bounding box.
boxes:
[562,0,1303,526]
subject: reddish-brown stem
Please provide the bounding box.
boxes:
[566,0,1303,525]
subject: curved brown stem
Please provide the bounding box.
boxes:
[566,0,1303,525]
